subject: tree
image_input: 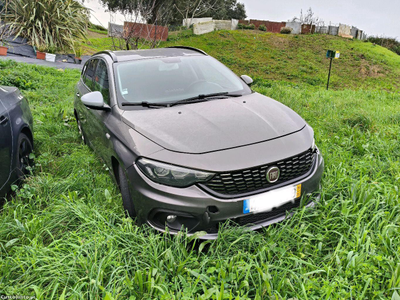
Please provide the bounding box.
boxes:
[211,0,246,20]
[227,1,246,20]
[100,0,246,27]
[104,0,171,50]
[174,0,220,28]
[169,0,246,26]
[98,0,173,24]
[291,7,324,26]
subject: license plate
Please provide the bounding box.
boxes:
[243,184,301,214]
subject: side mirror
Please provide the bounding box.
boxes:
[81,91,110,111]
[240,75,253,86]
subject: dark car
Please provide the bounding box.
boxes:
[0,86,34,198]
[74,47,324,239]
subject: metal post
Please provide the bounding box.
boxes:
[327,57,333,90]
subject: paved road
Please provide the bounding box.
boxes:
[0,54,90,70]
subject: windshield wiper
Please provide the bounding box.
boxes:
[121,93,243,108]
[121,101,169,108]
[169,92,242,107]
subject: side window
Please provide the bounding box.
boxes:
[93,60,110,105]
[83,59,98,91]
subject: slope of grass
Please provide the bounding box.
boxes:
[83,30,118,55]
[161,30,400,91]
[0,34,400,299]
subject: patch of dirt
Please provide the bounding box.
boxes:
[82,45,97,55]
[87,30,107,39]
[360,60,385,77]
[268,36,290,49]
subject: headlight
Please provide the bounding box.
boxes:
[136,158,215,187]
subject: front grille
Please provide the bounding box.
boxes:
[202,148,315,197]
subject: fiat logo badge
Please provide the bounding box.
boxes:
[266,166,280,183]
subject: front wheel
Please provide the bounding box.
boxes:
[118,165,137,218]
[16,133,34,178]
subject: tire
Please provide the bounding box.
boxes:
[75,114,86,144]
[118,165,137,218]
[16,133,34,179]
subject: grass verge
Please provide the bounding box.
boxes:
[0,56,399,299]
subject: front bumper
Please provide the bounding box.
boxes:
[126,150,324,239]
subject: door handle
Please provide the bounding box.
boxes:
[0,115,8,125]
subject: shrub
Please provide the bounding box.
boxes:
[237,23,255,30]
[367,36,400,56]
[3,0,89,52]
[280,27,292,34]
[259,24,267,31]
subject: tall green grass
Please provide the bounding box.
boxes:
[0,58,399,299]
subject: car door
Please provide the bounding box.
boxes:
[76,58,98,146]
[0,98,12,191]
[84,58,113,164]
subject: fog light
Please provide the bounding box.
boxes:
[151,211,200,232]
[166,215,177,223]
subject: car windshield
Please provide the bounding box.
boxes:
[114,55,252,105]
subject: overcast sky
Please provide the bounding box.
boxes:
[85,0,399,38]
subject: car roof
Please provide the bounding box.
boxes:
[93,47,207,63]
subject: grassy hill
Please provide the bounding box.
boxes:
[163,31,400,91]
[0,31,400,299]
[86,29,400,91]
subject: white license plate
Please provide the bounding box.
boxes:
[243,184,301,214]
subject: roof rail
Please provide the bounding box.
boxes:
[93,50,118,62]
[166,46,207,55]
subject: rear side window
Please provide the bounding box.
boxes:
[83,59,97,91]
[93,60,110,105]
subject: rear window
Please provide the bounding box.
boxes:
[83,59,98,90]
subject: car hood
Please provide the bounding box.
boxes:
[121,93,306,154]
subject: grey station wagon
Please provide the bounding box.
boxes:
[74,47,324,239]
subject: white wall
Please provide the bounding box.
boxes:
[193,19,239,35]
[338,23,352,37]
[231,19,239,30]
[214,20,232,31]
[108,22,124,37]
[286,21,301,34]
[183,18,213,27]
[193,21,215,35]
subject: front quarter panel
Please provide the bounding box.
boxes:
[105,105,164,170]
